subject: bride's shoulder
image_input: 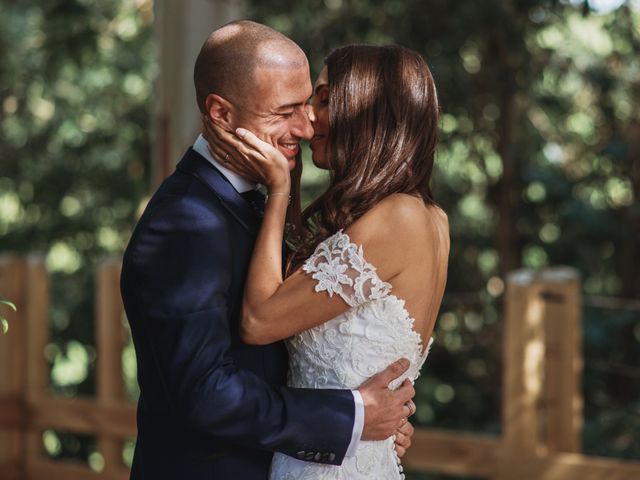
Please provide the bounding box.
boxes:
[342,194,448,279]
[353,193,448,238]
[344,193,447,264]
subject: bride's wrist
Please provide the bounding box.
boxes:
[266,180,290,194]
[265,191,291,205]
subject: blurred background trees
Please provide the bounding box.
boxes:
[0,0,638,477]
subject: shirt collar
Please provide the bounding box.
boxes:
[192,134,258,193]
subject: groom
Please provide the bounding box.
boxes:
[120,20,415,479]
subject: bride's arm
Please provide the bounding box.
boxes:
[203,124,422,345]
[242,192,418,345]
[214,128,354,344]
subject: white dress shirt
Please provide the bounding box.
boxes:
[192,135,364,456]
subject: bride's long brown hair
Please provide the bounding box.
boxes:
[287,44,440,274]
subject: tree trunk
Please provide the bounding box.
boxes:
[153,0,241,188]
[620,121,640,298]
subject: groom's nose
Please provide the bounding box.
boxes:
[305,103,316,122]
[290,108,314,140]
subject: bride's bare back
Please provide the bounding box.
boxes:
[342,193,450,347]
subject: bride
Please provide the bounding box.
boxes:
[206,44,449,479]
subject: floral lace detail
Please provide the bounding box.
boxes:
[271,231,433,479]
[302,230,392,308]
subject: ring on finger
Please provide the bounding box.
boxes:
[399,417,407,427]
[405,401,415,417]
[224,153,230,163]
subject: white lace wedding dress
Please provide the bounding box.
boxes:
[269,230,433,480]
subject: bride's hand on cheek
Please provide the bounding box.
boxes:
[201,115,262,184]
[202,116,290,193]
[233,127,291,194]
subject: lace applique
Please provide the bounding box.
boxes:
[302,230,392,308]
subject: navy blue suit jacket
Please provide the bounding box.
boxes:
[120,148,355,479]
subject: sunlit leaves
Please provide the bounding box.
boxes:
[0,296,17,334]
[0,297,17,312]
[50,340,94,387]
[0,0,153,263]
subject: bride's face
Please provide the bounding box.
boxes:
[309,66,329,169]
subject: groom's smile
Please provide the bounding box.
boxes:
[279,142,300,160]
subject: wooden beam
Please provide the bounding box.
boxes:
[503,269,547,454]
[25,257,49,462]
[27,458,129,480]
[0,256,27,471]
[402,428,500,477]
[0,395,26,428]
[28,396,136,439]
[0,460,22,480]
[540,269,582,453]
[503,267,583,455]
[96,260,128,476]
[25,257,49,401]
[496,451,640,480]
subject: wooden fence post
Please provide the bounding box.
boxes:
[96,259,127,476]
[501,267,583,474]
[539,269,582,453]
[0,255,28,479]
[25,256,50,467]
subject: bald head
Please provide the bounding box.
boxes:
[194,20,307,113]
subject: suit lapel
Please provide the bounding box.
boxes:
[176,148,260,235]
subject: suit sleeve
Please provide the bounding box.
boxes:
[121,192,355,465]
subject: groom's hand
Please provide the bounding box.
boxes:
[358,358,416,441]
[394,420,415,458]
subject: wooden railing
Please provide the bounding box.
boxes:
[0,255,639,479]
[0,256,134,480]
[403,268,640,479]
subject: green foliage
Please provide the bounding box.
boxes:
[0,0,153,266]
[0,295,17,334]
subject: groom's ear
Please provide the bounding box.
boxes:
[206,94,234,127]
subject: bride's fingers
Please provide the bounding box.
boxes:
[206,142,226,162]
[235,128,273,151]
[211,124,244,153]
[235,128,285,164]
[202,116,268,165]
[203,121,262,171]
[202,116,224,145]
[203,116,247,157]
[202,118,283,186]
[221,155,263,184]
[222,149,270,184]
[206,137,253,175]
